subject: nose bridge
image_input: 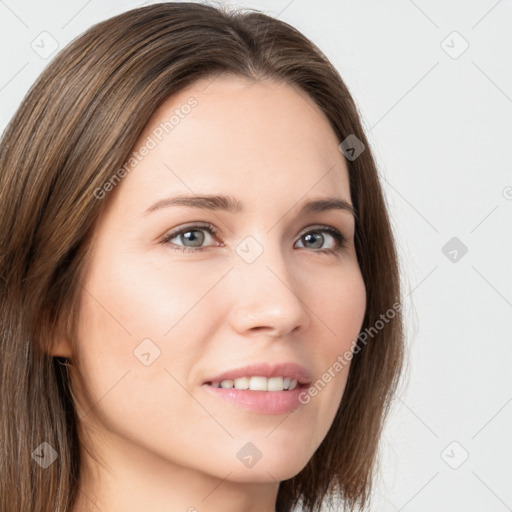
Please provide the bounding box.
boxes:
[227,234,310,336]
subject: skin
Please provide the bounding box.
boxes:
[55,75,367,512]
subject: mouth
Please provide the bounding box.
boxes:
[203,376,309,392]
[202,362,313,390]
[201,362,312,415]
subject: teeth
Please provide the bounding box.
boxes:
[233,377,250,390]
[249,376,267,391]
[211,376,300,391]
[267,377,284,391]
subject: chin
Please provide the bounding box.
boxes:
[220,449,312,483]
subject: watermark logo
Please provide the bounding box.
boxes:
[133,338,161,366]
[32,442,59,469]
[236,442,262,468]
[442,236,468,263]
[441,31,469,60]
[236,236,264,264]
[440,441,469,469]
[31,32,59,60]
[339,134,365,161]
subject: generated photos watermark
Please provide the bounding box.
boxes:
[298,300,402,404]
[93,96,198,200]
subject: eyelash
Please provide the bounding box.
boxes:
[160,222,347,255]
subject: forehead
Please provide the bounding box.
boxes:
[116,75,351,210]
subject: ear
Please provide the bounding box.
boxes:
[47,337,73,359]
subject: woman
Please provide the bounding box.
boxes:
[0,3,404,511]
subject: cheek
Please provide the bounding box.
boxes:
[70,255,220,466]
[70,250,215,422]
[302,266,366,430]
[75,247,224,357]
[319,264,367,358]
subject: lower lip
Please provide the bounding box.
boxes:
[202,384,308,415]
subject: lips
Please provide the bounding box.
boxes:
[202,363,314,415]
[202,362,313,387]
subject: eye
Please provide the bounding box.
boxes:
[295,226,347,254]
[160,223,347,254]
[160,223,220,253]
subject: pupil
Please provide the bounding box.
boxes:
[304,233,323,249]
[183,230,204,247]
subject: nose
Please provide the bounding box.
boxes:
[226,244,311,338]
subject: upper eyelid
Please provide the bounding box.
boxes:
[163,222,219,239]
[160,223,219,246]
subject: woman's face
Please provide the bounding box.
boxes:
[68,75,366,484]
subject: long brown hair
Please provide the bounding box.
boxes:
[0,3,404,511]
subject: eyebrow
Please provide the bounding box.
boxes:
[144,194,357,219]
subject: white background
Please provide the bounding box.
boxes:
[1,1,511,510]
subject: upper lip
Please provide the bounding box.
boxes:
[203,362,313,386]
